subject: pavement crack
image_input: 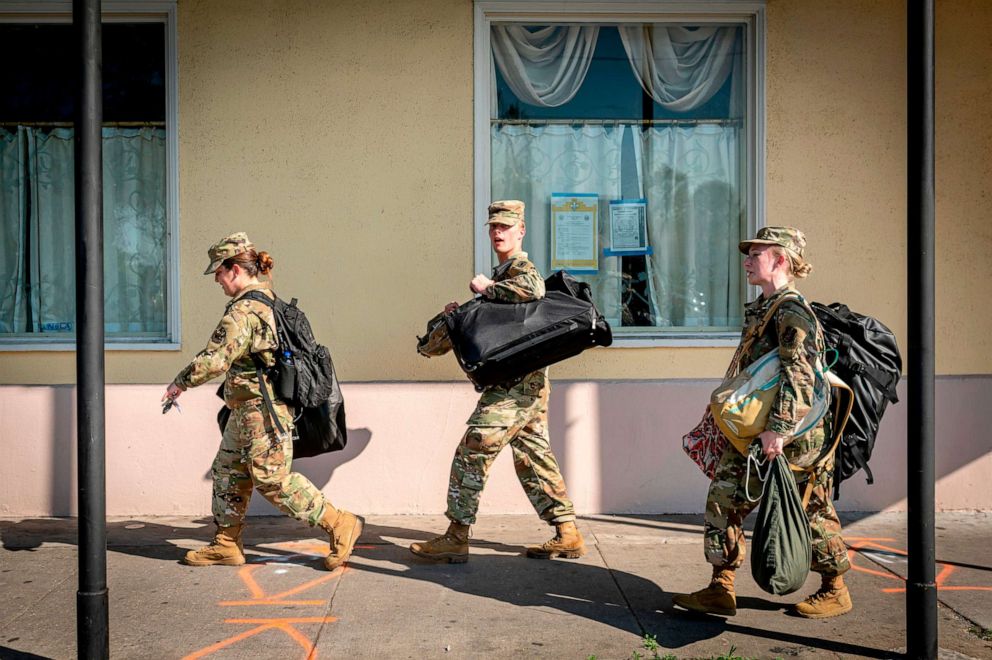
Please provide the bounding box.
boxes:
[0,567,76,635]
[593,536,647,637]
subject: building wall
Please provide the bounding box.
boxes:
[1,1,990,515]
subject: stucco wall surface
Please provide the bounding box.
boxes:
[1,379,989,518]
[0,0,989,385]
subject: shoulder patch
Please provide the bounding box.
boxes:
[210,324,227,345]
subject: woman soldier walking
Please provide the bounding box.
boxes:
[673,227,853,619]
[162,232,363,570]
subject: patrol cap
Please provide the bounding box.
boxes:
[739,226,807,259]
[204,232,254,275]
[485,200,525,227]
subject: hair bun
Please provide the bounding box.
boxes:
[256,250,274,275]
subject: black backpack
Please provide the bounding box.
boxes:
[235,291,347,457]
[812,302,902,497]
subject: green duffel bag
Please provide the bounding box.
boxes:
[750,453,812,595]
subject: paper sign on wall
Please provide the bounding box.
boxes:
[550,193,598,273]
[606,198,651,256]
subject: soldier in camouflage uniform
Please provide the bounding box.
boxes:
[410,201,585,563]
[673,227,853,619]
[163,232,363,571]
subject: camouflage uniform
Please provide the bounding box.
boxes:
[444,251,577,526]
[174,281,329,528]
[703,283,850,577]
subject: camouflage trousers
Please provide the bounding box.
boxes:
[212,400,329,528]
[703,445,850,577]
[445,405,575,526]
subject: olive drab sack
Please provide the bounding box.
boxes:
[750,453,813,595]
[811,302,901,496]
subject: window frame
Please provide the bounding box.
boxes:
[0,0,180,351]
[474,0,765,346]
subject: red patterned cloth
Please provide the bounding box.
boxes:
[682,408,729,480]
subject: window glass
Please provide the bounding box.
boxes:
[0,22,170,340]
[490,23,747,334]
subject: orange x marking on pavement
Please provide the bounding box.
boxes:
[845,536,992,594]
[183,616,337,659]
[182,539,373,659]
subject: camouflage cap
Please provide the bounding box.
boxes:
[485,200,525,227]
[203,232,254,275]
[739,226,807,259]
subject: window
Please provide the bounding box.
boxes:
[0,2,178,348]
[475,2,764,343]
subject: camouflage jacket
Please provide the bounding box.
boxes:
[468,251,549,426]
[739,284,828,450]
[173,282,279,407]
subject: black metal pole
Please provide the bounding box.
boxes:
[907,0,937,658]
[74,0,108,658]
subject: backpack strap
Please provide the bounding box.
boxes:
[730,290,805,377]
[238,290,289,436]
[251,355,288,438]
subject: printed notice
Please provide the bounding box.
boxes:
[608,199,649,254]
[550,193,598,272]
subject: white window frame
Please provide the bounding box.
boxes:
[474,0,765,346]
[0,0,180,351]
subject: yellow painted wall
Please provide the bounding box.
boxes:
[1,0,989,384]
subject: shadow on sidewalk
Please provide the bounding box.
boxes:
[348,522,896,658]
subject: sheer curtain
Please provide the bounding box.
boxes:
[618,26,739,112]
[0,128,28,332]
[491,124,624,322]
[636,123,743,328]
[0,126,167,337]
[102,127,168,335]
[491,25,600,108]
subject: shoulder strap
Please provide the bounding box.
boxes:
[240,290,275,307]
[729,291,805,376]
[251,356,288,438]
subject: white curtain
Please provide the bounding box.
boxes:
[491,25,600,109]
[637,123,743,328]
[102,128,168,335]
[27,128,76,333]
[491,124,624,322]
[0,126,167,337]
[618,26,738,112]
[0,128,29,333]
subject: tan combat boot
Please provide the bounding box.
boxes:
[793,574,853,619]
[409,522,470,563]
[182,524,246,566]
[318,506,364,571]
[525,521,587,559]
[672,567,737,616]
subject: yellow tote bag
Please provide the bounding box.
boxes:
[711,293,829,455]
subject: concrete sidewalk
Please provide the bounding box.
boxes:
[1,512,990,659]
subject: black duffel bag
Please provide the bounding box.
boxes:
[444,269,612,390]
[216,368,347,459]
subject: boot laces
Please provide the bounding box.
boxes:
[805,587,839,604]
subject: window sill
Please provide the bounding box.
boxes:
[606,333,741,348]
[0,341,181,352]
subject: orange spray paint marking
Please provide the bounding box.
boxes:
[184,538,359,658]
[182,617,337,660]
[846,539,991,594]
